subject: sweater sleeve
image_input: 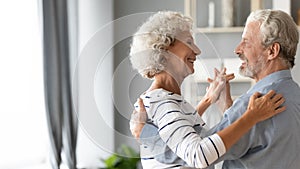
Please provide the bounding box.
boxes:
[155,101,226,168]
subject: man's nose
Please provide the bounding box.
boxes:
[234,43,242,55]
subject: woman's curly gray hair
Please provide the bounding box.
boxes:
[129,11,193,79]
[246,9,299,68]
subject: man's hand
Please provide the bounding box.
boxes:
[129,98,147,142]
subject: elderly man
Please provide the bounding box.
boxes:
[131,9,300,169]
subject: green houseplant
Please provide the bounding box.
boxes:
[101,145,140,169]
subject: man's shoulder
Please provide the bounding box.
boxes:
[223,94,250,117]
[261,77,300,100]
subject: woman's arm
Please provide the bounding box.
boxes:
[217,90,285,150]
[154,90,285,168]
[155,100,225,168]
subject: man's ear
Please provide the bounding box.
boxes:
[267,42,281,60]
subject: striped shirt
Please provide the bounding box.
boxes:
[137,88,226,169]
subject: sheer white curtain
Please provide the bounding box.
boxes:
[0,1,49,169]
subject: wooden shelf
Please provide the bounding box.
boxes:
[195,27,244,33]
[195,26,300,34]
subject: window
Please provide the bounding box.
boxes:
[0,1,50,168]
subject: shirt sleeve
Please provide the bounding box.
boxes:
[153,101,226,168]
[205,95,255,162]
[139,123,161,149]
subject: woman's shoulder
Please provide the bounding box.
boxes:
[141,88,182,101]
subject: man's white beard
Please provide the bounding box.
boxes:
[239,55,266,78]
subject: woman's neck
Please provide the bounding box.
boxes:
[147,71,182,95]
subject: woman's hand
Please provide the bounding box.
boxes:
[246,90,286,124]
[129,98,147,142]
[217,90,285,151]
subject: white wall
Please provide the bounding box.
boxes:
[76,0,114,168]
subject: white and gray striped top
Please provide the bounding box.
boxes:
[137,88,226,169]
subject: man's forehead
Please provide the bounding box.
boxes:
[242,21,260,37]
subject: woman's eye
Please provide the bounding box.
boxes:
[186,40,192,45]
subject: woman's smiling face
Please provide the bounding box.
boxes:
[166,31,201,78]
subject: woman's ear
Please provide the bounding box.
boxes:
[267,42,280,60]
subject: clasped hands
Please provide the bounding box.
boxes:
[205,68,235,112]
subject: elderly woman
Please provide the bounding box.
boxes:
[129,11,285,169]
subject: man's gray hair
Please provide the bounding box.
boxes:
[246,9,299,68]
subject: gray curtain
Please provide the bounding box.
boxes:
[41,0,78,168]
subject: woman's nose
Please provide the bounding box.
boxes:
[192,43,201,55]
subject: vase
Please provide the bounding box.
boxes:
[222,0,234,27]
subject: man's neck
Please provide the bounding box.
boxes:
[254,61,289,82]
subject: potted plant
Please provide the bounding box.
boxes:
[101,144,140,169]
